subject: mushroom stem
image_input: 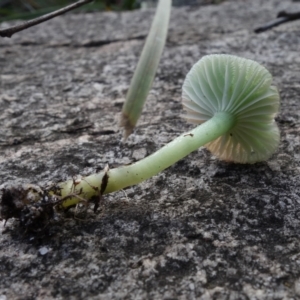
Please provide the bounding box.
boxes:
[59,112,236,208]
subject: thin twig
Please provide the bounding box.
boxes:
[254,10,300,33]
[0,0,94,38]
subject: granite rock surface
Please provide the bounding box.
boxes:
[1,0,300,299]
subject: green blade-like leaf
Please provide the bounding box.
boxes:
[120,0,171,138]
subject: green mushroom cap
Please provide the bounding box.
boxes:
[182,54,280,163]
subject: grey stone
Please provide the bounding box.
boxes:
[1,0,300,299]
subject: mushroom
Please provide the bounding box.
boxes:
[55,54,280,208]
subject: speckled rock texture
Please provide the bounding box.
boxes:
[1,0,300,299]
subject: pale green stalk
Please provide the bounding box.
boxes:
[59,112,236,208]
[121,0,171,138]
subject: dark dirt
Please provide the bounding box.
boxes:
[1,0,300,299]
